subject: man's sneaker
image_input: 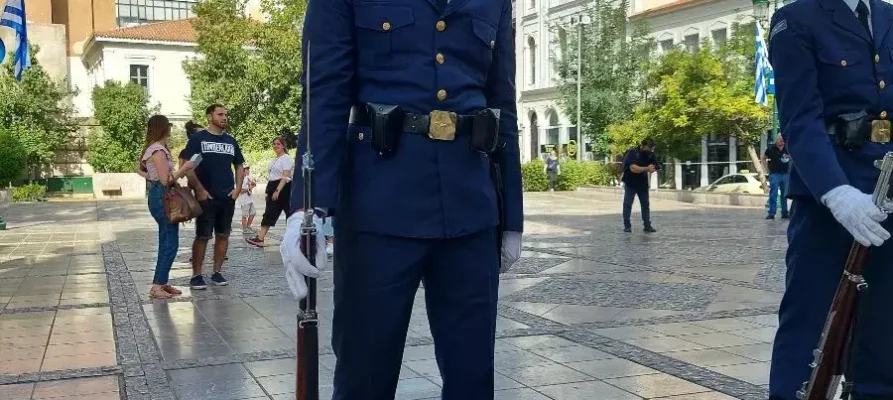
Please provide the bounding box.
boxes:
[326,242,334,256]
[190,275,207,290]
[766,215,775,220]
[210,272,228,286]
[623,227,632,233]
[643,226,657,233]
[781,213,790,219]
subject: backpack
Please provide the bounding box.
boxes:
[163,186,203,224]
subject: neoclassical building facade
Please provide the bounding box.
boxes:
[514,0,778,188]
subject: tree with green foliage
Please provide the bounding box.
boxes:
[184,0,305,152]
[552,0,656,156]
[607,22,769,161]
[87,81,154,173]
[0,45,79,180]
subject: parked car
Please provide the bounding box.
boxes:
[695,172,765,194]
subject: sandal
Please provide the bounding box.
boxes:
[162,285,182,295]
[246,236,265,247]
[149,286,173,299]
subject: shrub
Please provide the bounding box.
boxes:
[521,159,549,192]
[12,184,46,202]
[87,81,153,173]
[522,159,618,192]
[0,126,28,187]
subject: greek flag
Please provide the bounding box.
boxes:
[754,23,772,107]
[0,0,30,81]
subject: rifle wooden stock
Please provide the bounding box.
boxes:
[797,241,870,400]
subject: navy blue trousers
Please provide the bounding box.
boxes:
[622,184,651,229]
[330,228,500,400]
[770,198,893,399]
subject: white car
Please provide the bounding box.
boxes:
[696,172,765,195]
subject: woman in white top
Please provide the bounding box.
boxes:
[246,136,294,247]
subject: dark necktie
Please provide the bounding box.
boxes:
[857,1,872,38]
[436,0,448,13]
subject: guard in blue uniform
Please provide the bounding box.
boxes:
[769,0,893,398]
[284,0,523,398]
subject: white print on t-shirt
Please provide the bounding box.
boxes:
[201,141,235,155]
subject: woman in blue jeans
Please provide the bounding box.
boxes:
[140,115,196,299]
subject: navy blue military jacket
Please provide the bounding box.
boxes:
[291,0,523,239]
[769,0,893,200]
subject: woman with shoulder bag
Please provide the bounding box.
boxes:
[141,115,197,299]
[247,136,294,247]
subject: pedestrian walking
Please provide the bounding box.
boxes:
[181,104,246,290]
[621,138,659,233]
[761,135,791,220]
[281,0,523,398]
[768,1,893,398]
[246,136,294,247]
[544,149,560,191]
[238,165,257,235]
[139,115,196,299]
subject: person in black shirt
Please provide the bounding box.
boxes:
[761,135,791,219]
[621,138,659,233]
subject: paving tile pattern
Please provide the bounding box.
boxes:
[0,191,792,399]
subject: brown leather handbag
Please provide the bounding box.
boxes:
[163,185,203,224]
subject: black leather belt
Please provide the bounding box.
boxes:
[349,105,474,137]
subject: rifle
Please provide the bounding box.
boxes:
[296,42,320,400]
[796,151,893,400]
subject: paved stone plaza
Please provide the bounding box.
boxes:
[0,191,788,400]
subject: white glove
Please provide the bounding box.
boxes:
[279,212,328,300]
[821,185,890,247]
[500,231,522,273]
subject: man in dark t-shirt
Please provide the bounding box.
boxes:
[761,135,790,220]
[621,138,660,233]
[182,104,245,289]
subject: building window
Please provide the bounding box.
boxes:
[116,0,198,27]
[130,65,149,92]
[527,36,537,86]
[529,0,535,9]
[659,39,674,53]
[711,29,728,47]
[683,34,699,52]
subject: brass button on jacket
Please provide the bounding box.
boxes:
[437,89,447,101]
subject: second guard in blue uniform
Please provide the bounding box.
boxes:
[769,0,893,398]
[284,0,524,398]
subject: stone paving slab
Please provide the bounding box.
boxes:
[0,191,790,399]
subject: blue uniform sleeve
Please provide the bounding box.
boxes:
[290,0,355,213]
[769,11,848,199]
[486,0,523,233]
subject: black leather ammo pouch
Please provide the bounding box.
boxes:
[827,110,870,151]
[472,108,501,154]
[366,103,405,157]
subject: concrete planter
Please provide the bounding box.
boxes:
[92,173,147,199]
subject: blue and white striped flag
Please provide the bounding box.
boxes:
[754,23,772,106]
[0,0,30,81]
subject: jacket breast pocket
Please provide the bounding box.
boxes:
[816,48,864,97]
[354,5,415,70]
[472,18,497,70]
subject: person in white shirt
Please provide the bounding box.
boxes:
[247,136,294,247]
[238,165,257,235]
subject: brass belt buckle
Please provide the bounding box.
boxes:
[428,110,457,141]
[871,119,891,144]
